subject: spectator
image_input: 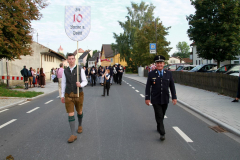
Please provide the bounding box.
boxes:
[232,72,240,102]
[28,67,34,88]
[20,66,29,90]
[39,68,45,88]
[57,63,64,98]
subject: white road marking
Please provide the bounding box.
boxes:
[129,85,132,86]
[45,100,53,104]
[26,107,40,113]
[132,87,135,89]
[56,96,59,98]
[18,101,30,105]
[173,127,193,143]
[127,83,129,84]
[140,94,145,98]
[0,119,17,129]
[0,109,9,113]
[135,90,139,92]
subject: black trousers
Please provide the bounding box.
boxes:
[103,82,110,96]
[113,74,117,83]
[152,104,168,135]
[91,74,96,86]
[118,73,122,84]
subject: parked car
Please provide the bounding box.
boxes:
[189,64,217,72]
[215,64,238,73]
[224,64,240,76]
[176,65,197,72]
[164,63,190,71]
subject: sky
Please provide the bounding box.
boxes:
[31,0,196,56]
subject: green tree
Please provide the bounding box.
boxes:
[112,1,157,71]
[172,41,190,62]
[187,0,240,68]
[86,53,91,68]
[0,0,48,60]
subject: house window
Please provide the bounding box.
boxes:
[111,58,113,62]
[199,60,200,65]
[53,57,54,62]
[44,55,46,61]
[196,60,197,65]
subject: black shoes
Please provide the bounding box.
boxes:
[232,99,239,102]
[160,135,165,141]
[102,95,105,97]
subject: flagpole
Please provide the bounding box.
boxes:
[77,41,79,97]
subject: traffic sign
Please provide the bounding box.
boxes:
[150,43,156,54]
[150,50,156,54]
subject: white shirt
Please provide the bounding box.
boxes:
[61,65,87,97]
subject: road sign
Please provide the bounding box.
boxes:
[150,43,156,54]
[65,6,91,41]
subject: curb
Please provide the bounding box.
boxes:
[123,75,240,137]
[0,89,58,111]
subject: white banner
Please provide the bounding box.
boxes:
[65,6,91,41]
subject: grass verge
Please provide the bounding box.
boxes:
[0,83,43,98]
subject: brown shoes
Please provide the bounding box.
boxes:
[77,126,82,134]
[68,135,77,143]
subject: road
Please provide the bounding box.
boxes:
[1,77,240,160]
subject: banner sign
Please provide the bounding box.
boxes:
[65,6,91,41]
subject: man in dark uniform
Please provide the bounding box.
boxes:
[145,55,177,141]
[117,64,124,85]
[113,64,118,83]
[20,66,29,90]
[90,66,97,86]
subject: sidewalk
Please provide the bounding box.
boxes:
[0,80,59,110]
[123,74,240,137]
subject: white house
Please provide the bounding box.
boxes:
[190,42,239,65]
[167,57,185,64]
[88,52,100,68]
[0,41,66,86]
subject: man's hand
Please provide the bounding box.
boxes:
[76,82,81,87]
[61,97,65,103]
[145,100,150,106]
[172,99,177,105]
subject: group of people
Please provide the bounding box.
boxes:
[20,66,46,89]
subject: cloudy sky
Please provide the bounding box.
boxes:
[31,0,195,56]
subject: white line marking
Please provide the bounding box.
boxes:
[164,115,167,118]
[127,83,129,84]
[0,119,17,129]
[18,101,30,105]
[56,96,59,98]
[26,107,40,113]
[140,94,145,98]
[129,85,132,86]
[0,109,9,113]
[173,127,193,143]
[45,100,53,104]
[135,90,139,92]
[132,87,135,89]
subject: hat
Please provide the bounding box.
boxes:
[154,55,165,62]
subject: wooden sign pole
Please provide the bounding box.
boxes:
[77,41,79,97]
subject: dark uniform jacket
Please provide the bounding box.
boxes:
[90,68,97,75]
[145,69,177,104]
[117,66,123,74]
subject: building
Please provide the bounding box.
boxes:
[0,41,66,86]
[167,57,185,64]
[73,48,84,66]
[88,51,100,68]
[100,44,127,67]
[58,45,64,54]
[190,42,239,65]
[78,50,92,66]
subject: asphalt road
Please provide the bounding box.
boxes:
[1,78,240,160]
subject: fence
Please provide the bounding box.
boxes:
[171,72,238,98]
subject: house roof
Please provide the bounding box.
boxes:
[182,58,193,63]
[190,42,195,46]
[89,52,100,61]
[59,45,63,51]
[101,44,114,58]
[73,48,84,56]
[79,51,89,59]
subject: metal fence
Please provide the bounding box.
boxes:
[171,71,238,98]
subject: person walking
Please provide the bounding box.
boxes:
[28,67,33,88]
[90,66,97,87]
[20,66,29,90]
[83,66,88,86]
[61,53,87,143]
[117,64,123,85]
[113,64,118,83]
[36,68,40,87]
[57,63,64,98]
[102,69,111,96]
[145,55,177,141]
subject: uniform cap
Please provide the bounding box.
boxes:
[154,55,165,62]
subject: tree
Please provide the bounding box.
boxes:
[0,0,48,60]
[112,1,158,71]
[93,50,98,54]
[171,41,190,63]
[86,53,91,68]
[187,0,240,68]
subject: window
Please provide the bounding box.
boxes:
[111,58,113,62]
[199,60,200,65]
[44,55,46,61]
[196,60,197,65]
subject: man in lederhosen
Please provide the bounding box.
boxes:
[145,55,177,141]
[61,53,88,143]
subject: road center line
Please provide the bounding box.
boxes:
[135,90,139,92]
[132,87,135,89]
[127,83,129,84]
[0,109,9,113]
[45,100,53,104]
[129,85,132,86]
[19,101,30,105]
[26,107,40,113]
[140,94,145,98]
[0,119,17,129]
[173,127,193,143]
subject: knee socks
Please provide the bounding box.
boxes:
[77,113,83,126]
[68,116,75,135]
